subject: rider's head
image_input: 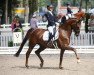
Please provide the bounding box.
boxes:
[66,3,71,7]
[47,4,54,11]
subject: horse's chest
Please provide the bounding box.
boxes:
[59,34,70,45]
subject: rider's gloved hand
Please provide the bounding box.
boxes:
[55,22,59,26]
[55,22,59,30]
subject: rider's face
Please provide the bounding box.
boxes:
[49,7,53,11]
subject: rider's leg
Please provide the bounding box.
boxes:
[61,16,66,24]
[67,13,72,18]
[48,32,52,42]
[47,26,54,42]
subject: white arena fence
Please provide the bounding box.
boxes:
[0,22,94,54]
[1,32,94,47]
[0,32,94,54]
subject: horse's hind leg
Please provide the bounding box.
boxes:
[25,44,35,68]
[35,46,46,68]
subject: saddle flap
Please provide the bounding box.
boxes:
[43,31,49,41]
[43,30,59,41]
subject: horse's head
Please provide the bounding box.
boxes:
[74,11,85,20]
[72,20,81,36]
[66,18,81,36]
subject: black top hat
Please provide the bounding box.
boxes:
[47,4,54,8]
[66,3,70,6]
[49,5,54,7]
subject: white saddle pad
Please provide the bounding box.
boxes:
[43,31,59,41]
[65,14,75,20]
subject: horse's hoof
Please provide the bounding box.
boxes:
[26,66,29,69]
[14,53,19,57]
[25,65,29,69]
[77,59,81,63]
[40,63,43,68]
[59,67,63,69]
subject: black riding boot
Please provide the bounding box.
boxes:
[48,33,53,43]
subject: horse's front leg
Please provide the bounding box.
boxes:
[73,48,80,63]
[59,49,65,69]
[63,46,80,63]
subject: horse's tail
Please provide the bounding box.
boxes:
[14,28,34,57]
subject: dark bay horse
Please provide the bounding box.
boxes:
[14,18,82,69]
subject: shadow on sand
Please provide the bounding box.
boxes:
[11,65,78,71]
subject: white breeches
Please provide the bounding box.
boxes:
[65,14,72,20]
[48,26,55,35]
[67,14,72,17]
[66,14,75,19]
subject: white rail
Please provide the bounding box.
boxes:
[0,32,94,54]
[0,32,94,47]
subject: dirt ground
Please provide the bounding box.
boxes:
[0,54,94,75]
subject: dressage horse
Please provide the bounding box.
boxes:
[14,18,82,69]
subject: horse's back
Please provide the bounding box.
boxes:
[34,28,47,34]
[30,28,47,39]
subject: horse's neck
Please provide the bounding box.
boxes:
[74,11,84,20]
[74,14,80,19]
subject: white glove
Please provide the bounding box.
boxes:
[55,22,59,26]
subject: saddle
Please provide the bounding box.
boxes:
[42,29,59,48]
[43,30,59,41]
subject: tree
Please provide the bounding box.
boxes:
[79,0,82,11]
[23,0,29,22]
[0,0,5,24]
[6,0,19,23]
[29,0,38,19]
[73,0,76,6]
[50,0,57,6]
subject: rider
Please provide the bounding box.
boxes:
[88,8,94,19]
[61,3,73,25]
[66,3,73,18]
[89,8,94,14]
[30,13,38,30]
[44,4,58,43]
